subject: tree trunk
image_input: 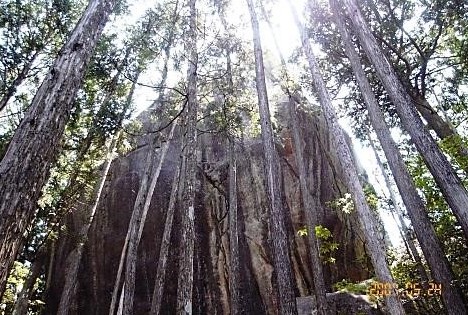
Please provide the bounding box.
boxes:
[0,0,116,298]
[107,8,177,311]
[413,94,456,140]
[46,54,135,239]
[149,156,182,315]
[217,8,243,314]
[289,3,405,314]
[176,0,199,313]
[0,49,40,113]
[413,94,468,170]
[227,139,242,315]
[367,135,430,285]
[109,225,130,315]
[57,132,120,315]
[331,3,467,312]
[11,248,46,315]
[258,4,328,312]
[119,121,177,315]
[109,121,177,315]
[245,0,298,314]
[342,0,468,240]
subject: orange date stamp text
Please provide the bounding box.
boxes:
[368,281,442,298]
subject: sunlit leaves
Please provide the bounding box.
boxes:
[315,225,339,264]
[1,261,29,313]
[296,224,339,264]
[332,278,370,295]
[327,192,354,214]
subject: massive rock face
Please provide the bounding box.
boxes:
[44,106,374,314]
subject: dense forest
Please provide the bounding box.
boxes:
[0,0,467,314]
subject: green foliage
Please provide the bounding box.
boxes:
[326,185,380,214]
[390,249,446,312]
[0,0,85,104]
[296,225,339,264]
[0,0,465,312]
[18,9,140,265]
[326,193,354,214]
[316,225,340,264]
[0,260,46,314]
[333,279,370,295]
[391,252,421,288]
[406,149,468,297]
[315,225,332,239]
[1,261,29,312]
[363,184,379,211]
[439,134,468,171]
[0,128,12,160]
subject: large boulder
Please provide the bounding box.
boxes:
[296,293,384,315]
[44,106,375,314]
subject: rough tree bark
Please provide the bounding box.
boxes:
[245,0,298,314]
[413,95,468,171]
[0,0,116,298]
[288,2,405,314]
[367,135,430,285]
[331,4,467,312]
[149,159,182,315]
[413,95,457,141]
[176,0,199,312]
[341,0,468,240]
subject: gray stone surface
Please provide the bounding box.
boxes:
[45,107,375,314]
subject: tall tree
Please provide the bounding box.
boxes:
[149,159,182,315]
[0,0,81,113]
[367,0,466,147]
[120,121,177,315]
[16,35,138,314]
[366,133,430,286]
[288,1,405,314]
[341,0,468,239]
[259,3,328,312]
[0,0,117,298]
[107,5,181,312]
[216,6,243,313]
[176,0,200,313]
[245,0,298,314]
[330,2,467,313]
[217,10,244,314]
